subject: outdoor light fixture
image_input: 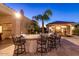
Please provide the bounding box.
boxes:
[49,27,52,30]
[71,26,74,30]
[15,12,21,18]
[56,26,61,30]
[61,26,67,28]
[0,26,2,33]
[0,26,2,40]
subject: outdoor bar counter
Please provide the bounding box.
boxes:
[22,34,41,53]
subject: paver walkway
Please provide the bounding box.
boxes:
[0,39,14,56]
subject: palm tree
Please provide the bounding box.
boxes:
[32,20,40,33]
[32,9,52,33]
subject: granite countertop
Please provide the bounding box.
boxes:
[21,34,41,40]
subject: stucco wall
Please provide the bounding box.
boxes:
[21,16,33,34]
[0,3,33,40]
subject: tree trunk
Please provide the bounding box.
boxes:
[42,19,44,33]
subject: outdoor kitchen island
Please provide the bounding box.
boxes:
[22,34,41,53]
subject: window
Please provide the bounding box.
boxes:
[2,23,12,31]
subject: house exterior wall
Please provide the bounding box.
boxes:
[0,16,16,40]
[0,4,33,40]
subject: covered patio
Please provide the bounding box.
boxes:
[46,21,75,36]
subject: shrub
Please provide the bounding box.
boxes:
[74,28,79,36]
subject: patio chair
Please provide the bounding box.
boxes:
[12,36,26,56]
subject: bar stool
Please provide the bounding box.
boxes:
[56,34,61,47]
[53,35,57,49]
[48,34,57,50]
[47,36,53,51]
[52,33,62,49]
[37,34,48,55]
[12,36,26,56]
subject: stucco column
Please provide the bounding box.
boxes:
[15,18,21,37]
[70,25,73,35]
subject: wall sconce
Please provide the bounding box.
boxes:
[49,27,52,30]
[0,26,2,40]
[0,26,2,33]
[15,12,21,19]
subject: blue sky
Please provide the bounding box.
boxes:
[5,3,79,27]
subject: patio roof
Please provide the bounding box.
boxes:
[46,21,75,26]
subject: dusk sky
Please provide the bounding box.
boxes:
[5,3,79,27]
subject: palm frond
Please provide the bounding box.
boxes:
[37,14,43,19]
[44,9,52,16]
[43,14,50,20]
[32,16,39,20]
